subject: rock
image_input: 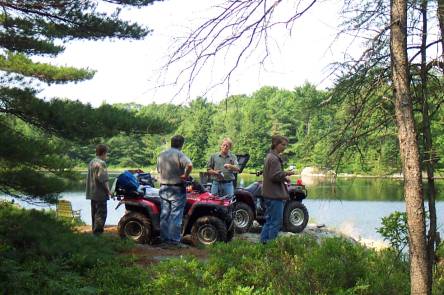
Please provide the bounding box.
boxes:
[300,167,336,177]
[301,167,320,176]
[234,223,388,251]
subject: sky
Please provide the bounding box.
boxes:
[38,0,357,107]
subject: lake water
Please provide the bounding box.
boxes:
[3,175,444,244]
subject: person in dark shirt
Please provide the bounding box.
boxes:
[260,135,294,243]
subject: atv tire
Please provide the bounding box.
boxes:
[118,211,152,244]
[283,201,309,233]
[191,216,227,246]
[233,202,254,233]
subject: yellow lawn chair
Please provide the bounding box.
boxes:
[56,200,81,222]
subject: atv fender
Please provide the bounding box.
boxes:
[233,189,256,217]
[288,187,308,202]
[183,203,232,235]
[119,199,160,234]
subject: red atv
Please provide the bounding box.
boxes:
[114,172,234,246]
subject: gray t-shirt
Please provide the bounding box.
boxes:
[86,157,109,201]
[207,152,239,181]
[157,148,192,184]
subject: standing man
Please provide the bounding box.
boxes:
[86,144,111,236]
[207,138,240,197]
[157,135,193,247]
[260,135,294,244]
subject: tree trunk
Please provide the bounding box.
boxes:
[438,0,444,52]
[419,1,437,291]
[390,0,430,294]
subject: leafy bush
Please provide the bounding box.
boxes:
[4,202,443,294]
[434,242,444,295]
[146,237,410,295]
[377,211,409,256]
[0,202,148,295]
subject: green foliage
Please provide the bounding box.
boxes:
[0,202,149,295]
[179,98,216,167]
[106,134,150,167]
[66,83,411,175]
[435,242,444,295]
[0,52,95,83]
[377,211,409,256]
[376,211,444,293]
[146,237,410,295]
[0,0,167,200]
[6,202,444,294]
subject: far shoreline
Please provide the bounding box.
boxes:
[75,168,444,180]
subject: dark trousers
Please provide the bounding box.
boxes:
[91,200,107,235]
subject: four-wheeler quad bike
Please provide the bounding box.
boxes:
[113,171,234,246]
[235,174,309,234]
[200,154,309,234]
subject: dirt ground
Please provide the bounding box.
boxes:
[75,223,388,266]
[75,225,209,265]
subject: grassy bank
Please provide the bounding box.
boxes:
[1,202,444,294]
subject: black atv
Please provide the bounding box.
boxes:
[202,154,309,234]
[234,174,309,233]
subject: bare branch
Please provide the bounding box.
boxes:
[160,0,318,100]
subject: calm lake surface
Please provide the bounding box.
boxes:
[3,175,444,243]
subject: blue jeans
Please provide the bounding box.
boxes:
[159,185,186,244]
[211,180,234,197]
[260,199,284,243]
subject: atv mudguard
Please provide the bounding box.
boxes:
[117,199,160,233]
[288,186,307,202]
[182,203,233,235]
[233,189,256,217]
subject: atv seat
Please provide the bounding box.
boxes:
[115,187,143,198]
[145,196,161,207]
[199,172,212,191]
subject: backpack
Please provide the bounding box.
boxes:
[116,170,139,192]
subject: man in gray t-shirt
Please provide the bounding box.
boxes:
[157,135,192,247]
[207,138,239,197]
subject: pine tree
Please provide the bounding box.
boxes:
[0,0,166,202]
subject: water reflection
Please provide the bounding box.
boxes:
[239,175,443,201]
[68,173,443,201]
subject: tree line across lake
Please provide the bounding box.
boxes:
[4,80,444,201]
[65,82,443,176]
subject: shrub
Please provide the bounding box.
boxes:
[377,211,409,256]
[3,202,436,294]
[146,236,410,295]
[0,202,148,294]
